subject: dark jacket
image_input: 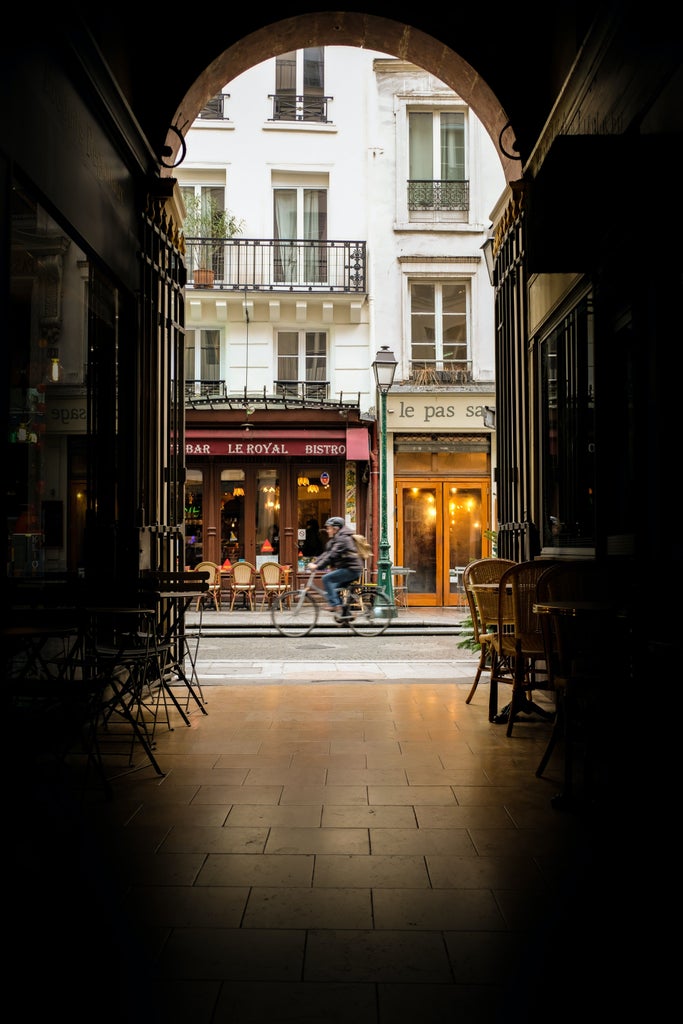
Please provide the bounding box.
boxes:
[313,523,364,575]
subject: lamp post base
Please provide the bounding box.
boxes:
[376,548,394,604]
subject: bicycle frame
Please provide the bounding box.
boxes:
[271,570,395,637]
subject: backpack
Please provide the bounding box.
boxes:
[353,534,372,560]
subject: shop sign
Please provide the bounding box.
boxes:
[185,439,347,456]
[387,394,495,427]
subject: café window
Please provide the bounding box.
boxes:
[296,469,332,565]
[184,469,204,567]
[539,293,596,552]
[221,469,245,566]
[256,468,280,569]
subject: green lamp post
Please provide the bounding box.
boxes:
[372,346,398,602]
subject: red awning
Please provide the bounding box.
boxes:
[346,426,370,460]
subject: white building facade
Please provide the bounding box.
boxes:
[178,46,505,605]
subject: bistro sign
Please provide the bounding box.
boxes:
[185,439,347,456]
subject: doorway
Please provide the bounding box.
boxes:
[395,479,490,606]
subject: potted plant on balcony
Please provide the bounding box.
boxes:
[182,194,244,288]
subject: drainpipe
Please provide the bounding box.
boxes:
[370,423,380,570]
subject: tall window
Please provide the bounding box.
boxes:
[276,331,327,398]
[410,282,468,379]
[275,48,325,121]
[273,187,328,284]
[184,329,221,395]
[180,185,225,221]
[408,111,468,210]
[180,184,226,277]
[539,295,596,551]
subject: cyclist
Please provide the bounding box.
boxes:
[307,516,364,620]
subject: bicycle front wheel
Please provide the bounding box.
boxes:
[347,585,394,636]
[271,590,319,637]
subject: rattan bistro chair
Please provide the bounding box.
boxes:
[494,560,556,736]
[229,560,257,611]
[193,561,222,612]
[258,562,290,610]
[462,558,515,704]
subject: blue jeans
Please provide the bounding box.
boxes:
[321,567,359,608]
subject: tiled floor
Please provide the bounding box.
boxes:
[12,655,626,1024]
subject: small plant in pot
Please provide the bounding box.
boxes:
[182,193,244,288]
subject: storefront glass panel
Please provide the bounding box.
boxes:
[256,468,280,568]
[296,467,332,567]
[184,469,203,566]
[396,478,489,606]
[220,469,245,566]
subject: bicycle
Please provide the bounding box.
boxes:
[271,570,395,637]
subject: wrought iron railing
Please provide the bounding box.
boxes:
[407,180,470,211]
[269,94,332,122]
[182,382,360,411]
[184,238,366,292]
[408,360,473,385]
[274,380,329,400]
[185,380,227,400]
[199,94,228,119]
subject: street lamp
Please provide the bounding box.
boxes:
[372,345,398,603]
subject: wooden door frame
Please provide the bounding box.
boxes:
[395,477,490,606]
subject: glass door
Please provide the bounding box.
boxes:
[395,479,489,606]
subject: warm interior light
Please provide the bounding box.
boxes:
[233,486,244,497]
[307,484,319,493]
[297,475,310,487]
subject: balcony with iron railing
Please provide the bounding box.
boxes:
[407,180,470,211]
[199,94,228,119]
[184,380,361,411]
[183,238,366,292]
[268,94,332,123]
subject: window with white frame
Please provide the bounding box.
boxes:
[273,187,328,284]
[409,281,470,382]
[408,111,468,211]
[185,329,222,397]
[274,48,326,122]
[275,331,328,398]
[180,185,225,219]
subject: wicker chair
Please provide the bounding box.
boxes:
[229,560,257,611]
[492,560,556,736]
[193,561,221,612]
[258,562,290,610]
[462,558,515,705]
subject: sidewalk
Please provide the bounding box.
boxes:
[187,604,470,634]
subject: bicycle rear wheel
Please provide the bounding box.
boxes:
[346,585,394,636]
[271,590,319,637]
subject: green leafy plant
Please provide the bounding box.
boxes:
[457,614,479,652]
[182,193,244,270]
[484,529,498,556]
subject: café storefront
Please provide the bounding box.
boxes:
[183,425,372,574]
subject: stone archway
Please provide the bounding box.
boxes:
[164,12,518,183]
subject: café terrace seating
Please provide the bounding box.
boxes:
[228,560,257,611]
[258,561,290,610]
[462,557,514,705]
[493,560,556,736]
[192,560,222,611]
